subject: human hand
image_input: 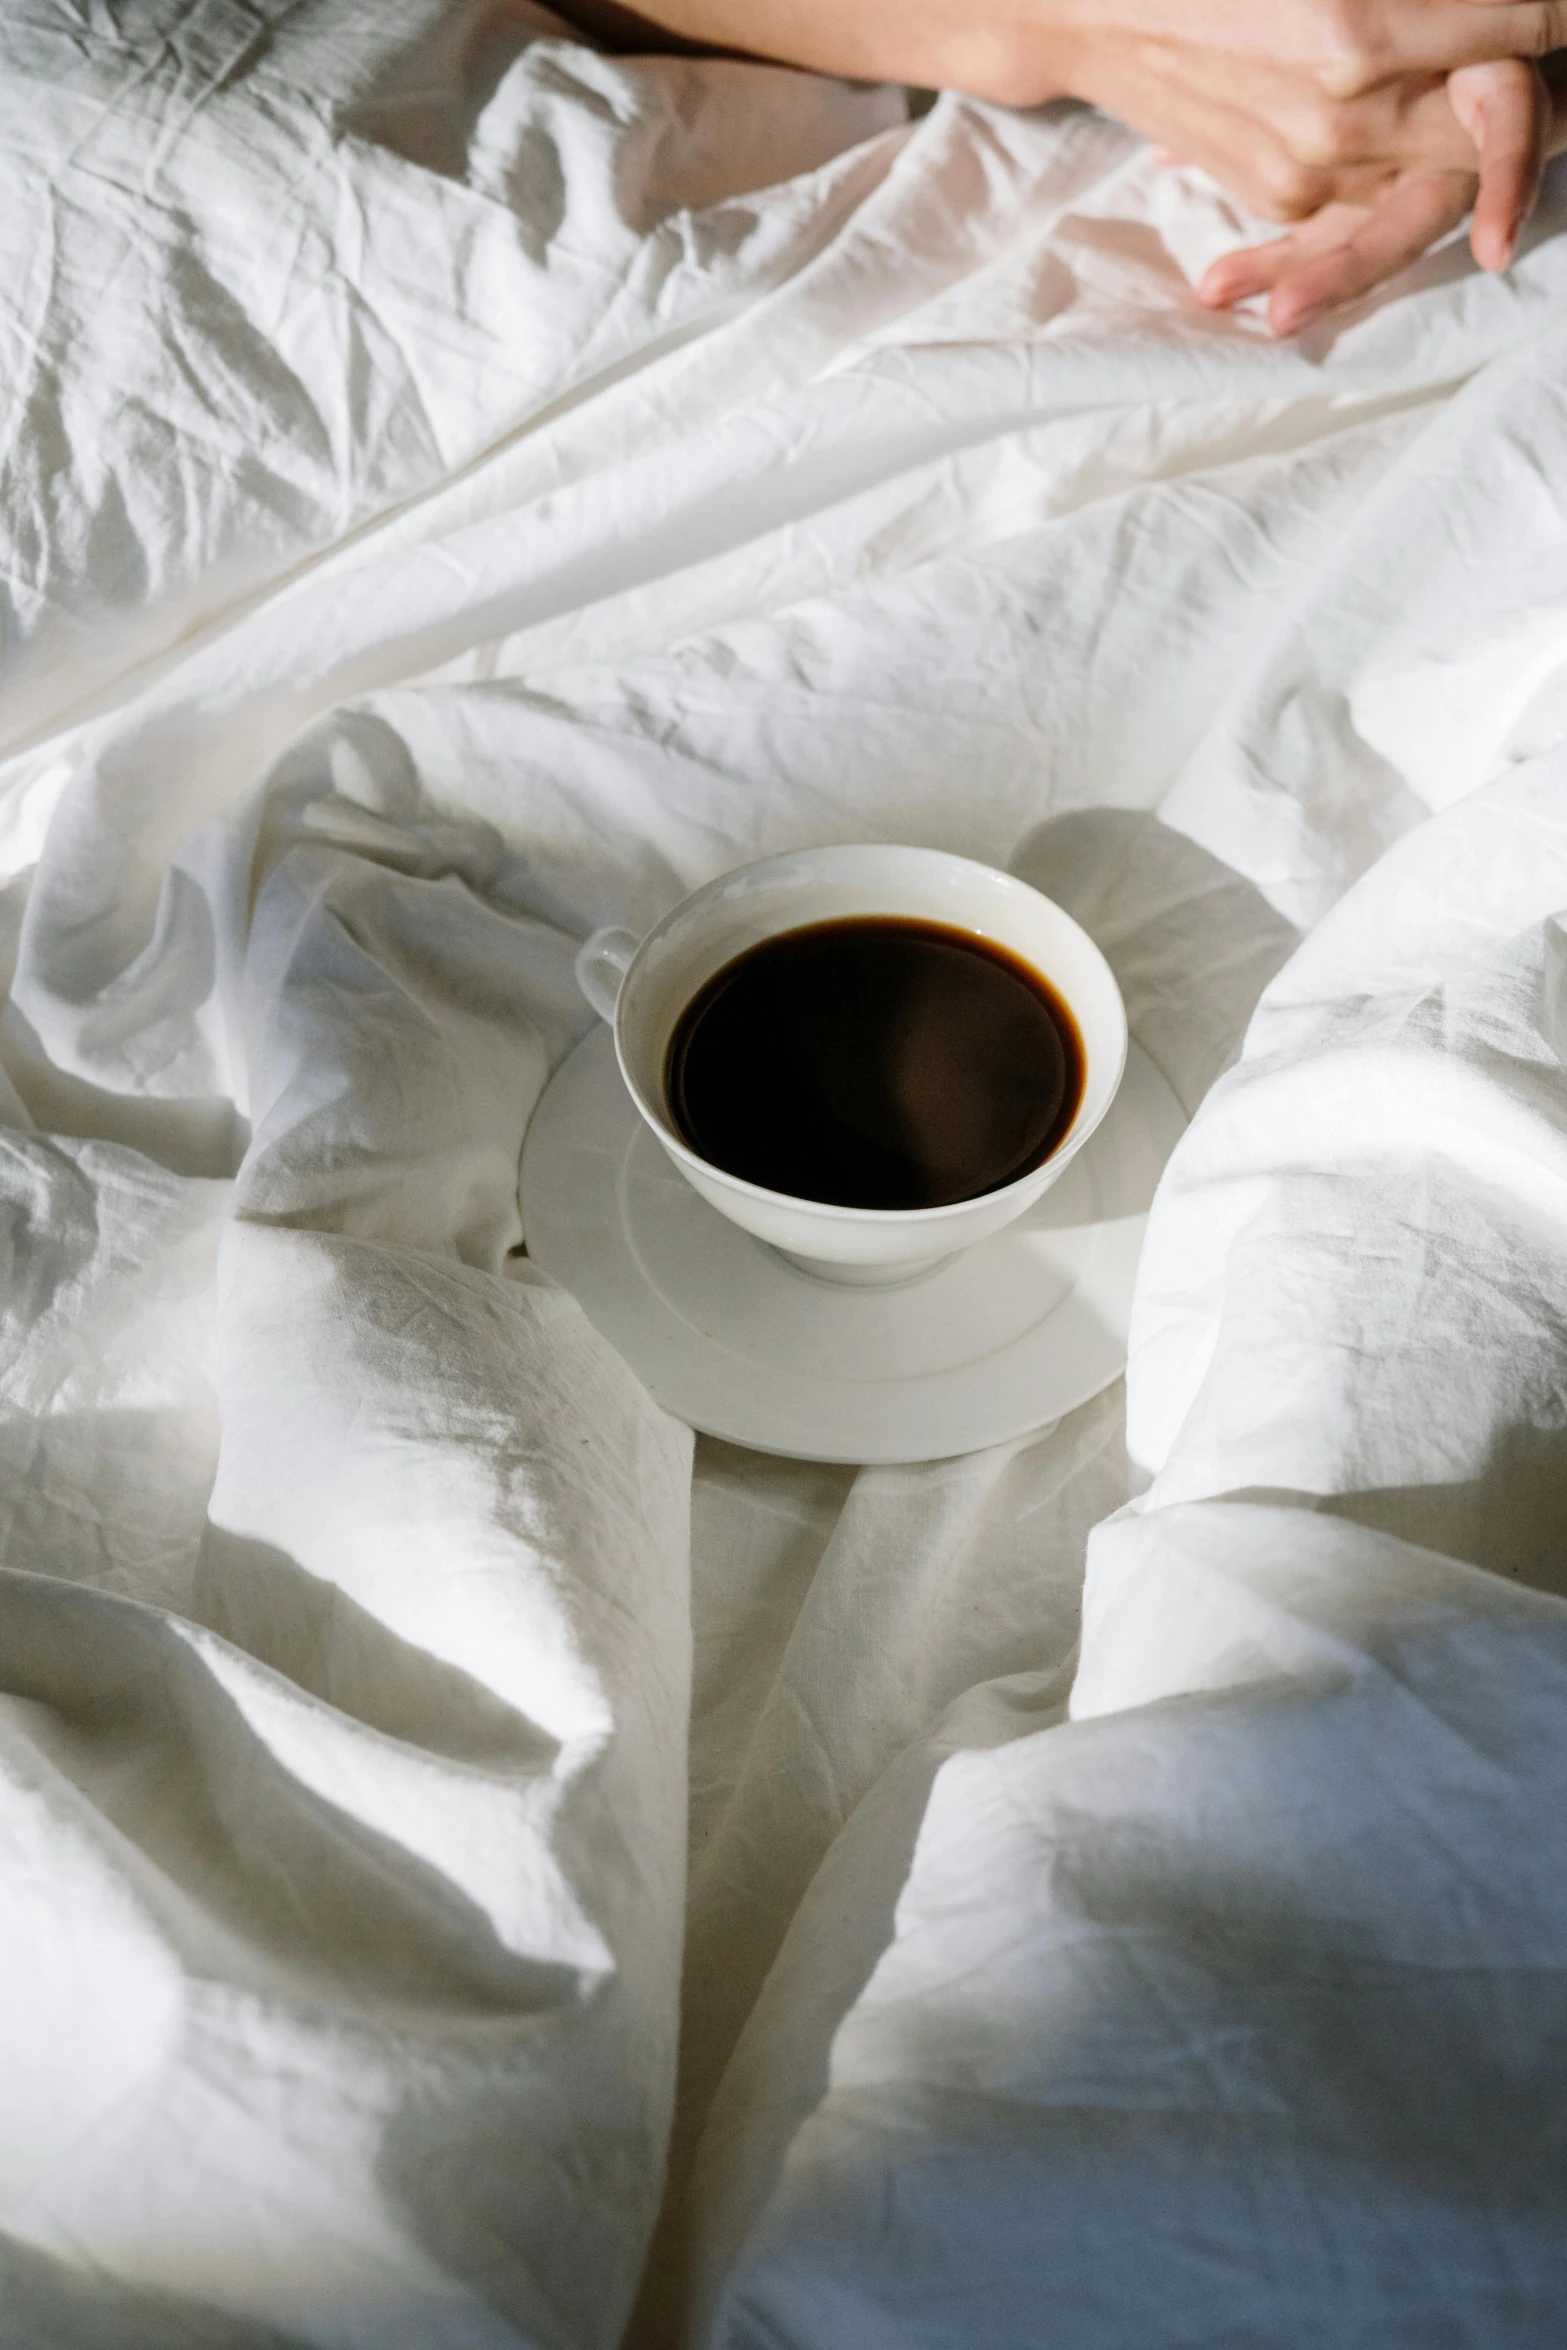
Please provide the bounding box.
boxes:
[1018,1,1564,206]
[1196,56,1567,335]
[562,0,1567,138]
[563,0,1567,336]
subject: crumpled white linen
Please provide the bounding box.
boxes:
[702,767,1567,2348]
[2,4,1567,2347]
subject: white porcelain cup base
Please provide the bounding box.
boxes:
[520,1025,1189,1464]
[774,1245,956,1288]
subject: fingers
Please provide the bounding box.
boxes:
[1198,171,1473,335]
[1123,42,1518,216]
[1071,51,1344,220]
[1447,57,1548,267]
[1454,0,1567,51]
[1087,11,1564,299]
[1095,47,1421,221]
[1283,75,1490,174]
[1197,205,1369,310]
[1332,2,1567,82]
[1269,173,1473,333]
[1197,52,1554,341]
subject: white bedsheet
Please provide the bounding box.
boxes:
[2,5,1566,2345]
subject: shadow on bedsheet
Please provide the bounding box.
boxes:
[1009,807,1299,1113]
[0,1535,629,2342]
[0,2231,309,2350]
[1224,1404,1567,1604]
[197,1526,566,1777]
[629,1670,1078,2350]
[1,997,244,1181]
[686,1534,1567,2347]
[0,1532,585,2016]
[1233,1418,1567,1607]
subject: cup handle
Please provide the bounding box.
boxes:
[574,926,639,1025]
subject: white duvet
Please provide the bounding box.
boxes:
[2,4,1566,2345]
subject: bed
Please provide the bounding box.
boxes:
[3,3,1566,2344]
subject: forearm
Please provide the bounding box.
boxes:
[550,0,1074,105]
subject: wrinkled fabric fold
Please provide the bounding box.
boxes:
[0,5,1566,2345]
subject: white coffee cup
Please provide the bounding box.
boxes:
[574,844,1127,1286]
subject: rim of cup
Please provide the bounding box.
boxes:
[597,846,1129,1228]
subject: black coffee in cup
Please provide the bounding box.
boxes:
[665,916,1085,1211]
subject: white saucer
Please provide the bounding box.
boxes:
[521,1027,1186,1464]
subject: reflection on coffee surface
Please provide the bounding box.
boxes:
[666,916,1085,1210]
